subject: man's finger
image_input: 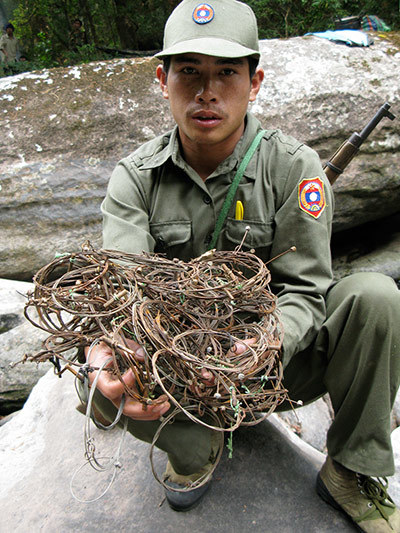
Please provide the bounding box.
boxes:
[123,338,146,361]
[200,367,215,386]
[120,367,136,388]
[115,396,171,421]
[95,369,127,400]
[226,337,257,358]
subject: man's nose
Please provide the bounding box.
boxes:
[195,76,217,103]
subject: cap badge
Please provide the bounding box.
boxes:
[298,177,326,219]
[192,3,215,24]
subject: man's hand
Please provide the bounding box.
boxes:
[85,340,170,421]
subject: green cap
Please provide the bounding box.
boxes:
[155,0,260,59]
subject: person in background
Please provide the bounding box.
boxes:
[69,18,87,51]
[0,23,20,64]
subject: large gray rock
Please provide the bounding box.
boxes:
[277,389,400,454]
[255,34,400,232]
[332,215,400,281]
[392,427,400,499]
[0,279,50,414]
[0,158,108,280]
[0,370,357,532]
[277,397,333,453]
[0,34,399,281]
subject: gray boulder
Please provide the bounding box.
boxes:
[0,34,399,280]
[277,397,333,453]
[256,34,400,233]
[0,279,50,414]
[332,216,400,281]
[392,427,400,500]
[0,369,356,532]
[278,390,400,454]
[1,370,399,530]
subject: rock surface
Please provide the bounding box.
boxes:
[1,370,399,531]
[392,427,400,500]
[277,397,333,453]
[0,34,399,281]
[0,279,50,414]
[1,34,399,528]
[331,213,400,281]
[0,370,356,532]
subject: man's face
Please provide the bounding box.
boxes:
[6,27,13,37]
[157,53,263,152]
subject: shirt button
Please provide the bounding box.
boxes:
[203,195,212,205]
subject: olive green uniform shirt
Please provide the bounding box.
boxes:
[102,112,334,367]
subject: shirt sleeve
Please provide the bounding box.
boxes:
[101,160,155,254]
[268,144,334,367]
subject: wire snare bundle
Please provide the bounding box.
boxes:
[24,242,288,431]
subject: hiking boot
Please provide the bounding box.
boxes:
[163,430,223,512]
[317,456,400,532]
[164,476,211,512]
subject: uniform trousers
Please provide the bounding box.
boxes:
[88,272,400,477]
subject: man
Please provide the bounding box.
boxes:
[69,18,87,51]
[85,0,400,529]
[0,23,20,64]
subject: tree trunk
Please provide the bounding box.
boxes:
[113,0,138,49]
[78,0,98,45]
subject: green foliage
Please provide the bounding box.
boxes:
[247,0,398,39]
[62,44,113,66]
[247,0,335,38]
[34,31,58,69]
[10,0,178,59]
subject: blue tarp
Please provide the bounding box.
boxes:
[305,29,373,47]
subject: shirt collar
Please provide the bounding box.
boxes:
[140,112,265,181]
[208,113,264,181]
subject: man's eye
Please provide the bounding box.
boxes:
[181,67,197,74]
[221,68,235,76]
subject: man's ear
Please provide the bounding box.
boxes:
[249,67,264,102]
[156,64,169,99]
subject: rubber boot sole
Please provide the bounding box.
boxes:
[165,480,211,512]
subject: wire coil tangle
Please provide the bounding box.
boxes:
[23,242,289,431]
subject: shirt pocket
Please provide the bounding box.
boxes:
[150,220,192,260]
[224,218,274,261]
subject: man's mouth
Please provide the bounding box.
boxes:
[191,111,222,126]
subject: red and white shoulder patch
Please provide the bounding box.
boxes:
[298,177,326,219]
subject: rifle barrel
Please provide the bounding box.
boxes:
[324,102,396,185]
[358,102,395,142]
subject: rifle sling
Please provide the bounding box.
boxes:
[208,129,265,251]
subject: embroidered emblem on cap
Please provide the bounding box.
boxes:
[298,177,326,219]
[192,3,215,24]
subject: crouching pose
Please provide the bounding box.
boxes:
[84,1,400,530]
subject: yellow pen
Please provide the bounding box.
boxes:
[235,200,244,221]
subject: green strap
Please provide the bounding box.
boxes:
[208,129,266,250]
